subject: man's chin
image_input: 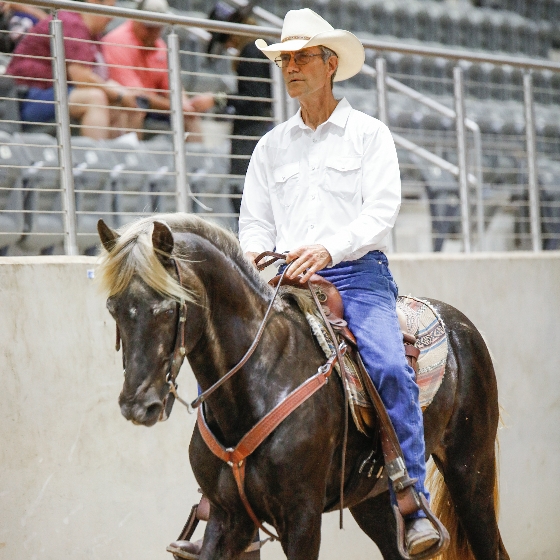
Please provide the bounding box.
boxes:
[286,84,305,98]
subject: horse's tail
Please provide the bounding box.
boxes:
[426,453,500,560]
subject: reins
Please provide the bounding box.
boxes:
[190,256,293,410]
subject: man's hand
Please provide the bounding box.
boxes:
[189,94,215,113]
[244,251,261,269]
[286,244,332,283]
[120,91,139,109]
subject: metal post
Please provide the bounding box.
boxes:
[167,31,191,213]
[523,72,542,252]
[50,15,78,255]
[453,66,471,253]
[376,57,396,252]
[471,125,485,250]
[376,57,389,125]
[271,63,286,125]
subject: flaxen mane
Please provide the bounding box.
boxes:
[98,213,271,303]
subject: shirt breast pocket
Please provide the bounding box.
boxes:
[272,162,300,208]
[324,156,362,198]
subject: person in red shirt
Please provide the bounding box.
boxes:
[102,0,215,141]
[7,0,142,139]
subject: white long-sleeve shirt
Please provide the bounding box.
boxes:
[238,98,401,266]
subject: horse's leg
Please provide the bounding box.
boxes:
[276,507,322,560]
[349,492,402,560]
[199,508,256,560]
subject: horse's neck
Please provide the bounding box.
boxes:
[187,249,278,437]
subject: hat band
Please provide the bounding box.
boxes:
[281,35,311,42]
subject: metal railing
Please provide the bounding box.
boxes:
[0,0,559,254]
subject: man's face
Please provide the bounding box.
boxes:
[132,21,163,47]
[280,47,337,100]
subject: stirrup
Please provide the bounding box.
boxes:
[393,493,450,560]
[166,495,269,560]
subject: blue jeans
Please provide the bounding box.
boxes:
[20,86,72,122]
[316,251,429,514]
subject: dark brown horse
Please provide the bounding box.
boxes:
[97,213,509,560]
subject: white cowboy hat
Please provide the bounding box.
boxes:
[255,8,365,82]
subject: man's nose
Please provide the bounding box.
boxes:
[285,55,299,72]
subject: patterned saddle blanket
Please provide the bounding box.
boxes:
[283,288,448,436]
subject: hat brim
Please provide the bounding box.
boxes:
[255,30,364,82]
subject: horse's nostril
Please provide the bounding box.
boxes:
[145,402,162,419]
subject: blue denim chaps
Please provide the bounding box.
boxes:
[316,251,429,514]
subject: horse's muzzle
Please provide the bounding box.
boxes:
[119,387,164,426]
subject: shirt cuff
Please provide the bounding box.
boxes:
[321,233,352,267]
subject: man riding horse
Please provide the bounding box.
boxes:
[170,7,442,557]
[242,8,441,554]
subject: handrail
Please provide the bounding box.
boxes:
[17,0,282,38]
[18,0,560,72]
[8,0,551,253]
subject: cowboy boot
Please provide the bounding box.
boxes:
[405,517,440,555]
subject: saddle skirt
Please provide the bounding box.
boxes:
[280,285,448,436]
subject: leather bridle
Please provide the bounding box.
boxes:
[114,258,190,422]
[159,258,190,421]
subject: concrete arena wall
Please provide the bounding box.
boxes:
[0,253,558,560]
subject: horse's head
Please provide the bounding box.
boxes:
[97,218,203,427]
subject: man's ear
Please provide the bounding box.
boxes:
[97,219,120,252]
[328,55,338,81]
[152,221,174,264]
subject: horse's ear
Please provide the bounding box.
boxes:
[97,219,120,252]
[152,221,174,263]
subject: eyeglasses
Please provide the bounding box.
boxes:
[274,52,323,68]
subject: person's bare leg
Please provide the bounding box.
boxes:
[69,88,110,140]
[184,115,204,143]
[108,107,146,139]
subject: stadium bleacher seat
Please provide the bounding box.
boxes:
[142,136,177,214]
[104,135,154,228]
[71,136,119,254]
[13,132,63,253]
[0,131,25,254]
[0,75,21,135]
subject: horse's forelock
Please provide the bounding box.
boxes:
[98,218,193,303]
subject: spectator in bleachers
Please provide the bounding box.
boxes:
[1,2,49,47]
[102,0,215,141]
[207,1,272,215]
[6,0,142,139]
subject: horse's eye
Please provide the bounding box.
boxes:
[166,309,175,315]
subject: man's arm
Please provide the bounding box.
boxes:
[67,63,138,108]
[239,140,277,256]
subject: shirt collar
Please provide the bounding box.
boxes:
[286,97,353,132]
